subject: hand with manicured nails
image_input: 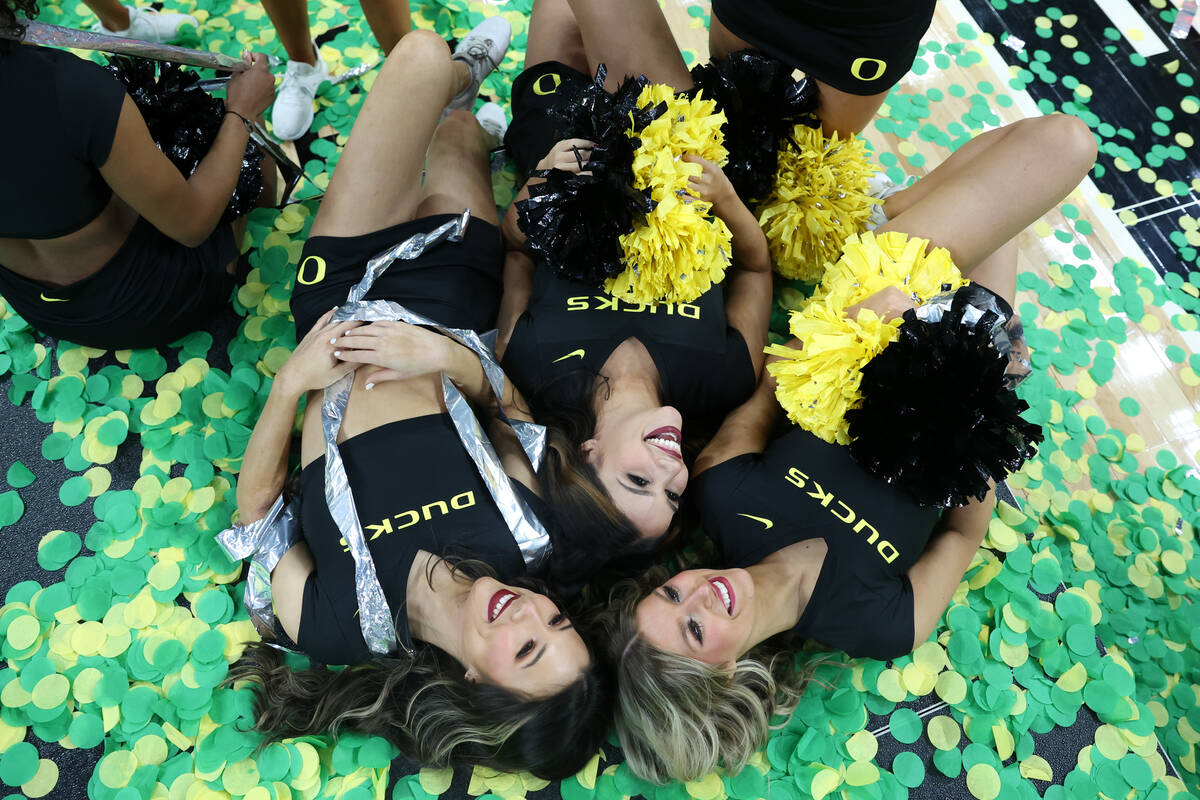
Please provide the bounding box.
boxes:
[275,308,362,395]
[536,139,598,175]
[332,320,456,389]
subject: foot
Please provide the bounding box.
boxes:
[271,43,331,141]
[475,102,508,149]
[866,172,906,230]
[445,15,511,113]
[91,4,197,43]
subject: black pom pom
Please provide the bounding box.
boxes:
[515,65,663,285]
[687,49,819,204]
[846,303,1044,508]
[107,56,263,223]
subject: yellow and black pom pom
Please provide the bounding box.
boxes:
[607,85,733,305]
[757,125,877,283]
[766,231,968,443]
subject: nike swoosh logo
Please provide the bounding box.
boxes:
[40,293,68,303]
[738,513,774,529]
[553,349,586,363]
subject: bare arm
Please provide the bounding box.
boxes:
[694,371,781,476]
[501,138,598,251]
[98,55,275,247]
[907,488,997,648]
[496,249,535,359]
[236,310,361,523]
[271,542,315,641]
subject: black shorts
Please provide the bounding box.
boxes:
[290,213,503,338]
[0,218,235,349]
[711,0,936,96]
[503,60,593,178]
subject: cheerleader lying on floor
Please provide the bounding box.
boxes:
[600,113,1098,784]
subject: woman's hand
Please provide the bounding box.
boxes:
[225,52,275,119]
[844,286,916,323]
[274,308,362,395]
[333,321,456,388]
[536,138,598,175]
[682,154,736,211]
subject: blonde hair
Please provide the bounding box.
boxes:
[599,567,819,784]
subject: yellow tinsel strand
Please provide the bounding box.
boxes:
[766,230,968,443]
[757,124,877,283]
[608,85,733,305]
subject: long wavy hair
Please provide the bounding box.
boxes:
[228,559,614,780]
[596,566,825,784]
[532,371,680,591]
[1,0,37,56]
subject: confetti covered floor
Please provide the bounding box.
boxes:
[2,1,1200,800]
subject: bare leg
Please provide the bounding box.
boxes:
[359,0,412,55]
[967,238,1017,306]
[82,0,130,30]
[310,31,470,237]
[566,0,691,90]
[258,0,318,65]
[526,0,588,74]
[877,114,1097,272]
[416,110,500,226]
[813,80,889,138]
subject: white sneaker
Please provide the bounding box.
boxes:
[271,44,331,141]
[91,4,197,43]
[475,102,508,149]
[866,172,906,230]
[445,16,511,113]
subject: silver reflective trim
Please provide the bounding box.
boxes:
[915,285,1031,387]
[443,376,552,570]
[215,494,300,639]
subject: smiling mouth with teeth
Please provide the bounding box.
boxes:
[645,426,683,460]
[709,577,734,615]
[488,590,518,622]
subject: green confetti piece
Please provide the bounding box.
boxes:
[892,752,925,788]
[68,712,105,748]
[59,476,92,507]
[0,741,39,785]
[37,530,82,571]
[933,747,962,779]
[0,490,24,528]
[6,461,34,489]
[889,708,922,744]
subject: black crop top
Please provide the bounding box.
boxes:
[692,427,941,660]
[297,414,547,665]
[0,45,126,239]
[502,267,756,435]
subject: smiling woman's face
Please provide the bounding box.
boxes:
[457,577,591,699]
[581,405,688,539]
[633,568,758,666]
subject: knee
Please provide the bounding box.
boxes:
[1042,113,1098,173]
[437,109,487,150]
[384,29,452,72]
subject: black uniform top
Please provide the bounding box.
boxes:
[502,267,756,435]
[692,427,941,660]
[297,414,546,665]
[0,45,126,239]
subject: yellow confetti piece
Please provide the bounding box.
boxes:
[846,730,879,762]
[877,668,907,702]
[22,758,58,799]
[811,769,841,800]
[986,518,1020,552]
[928,716,961,750]
[1056,662,1088,692]
[1019,755,1053,781]
[966,763,1001,800]
[992,723,1015,761]
[1095,724,1128,759]
[912,641,948,674]
[901,662,937,696]
[936,670,968,704]
[683,771,723,800]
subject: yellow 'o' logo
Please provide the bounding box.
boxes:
[297,255,326,285]
[850,57,887,82]
[532,72,562,95]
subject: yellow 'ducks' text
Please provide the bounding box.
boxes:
[784,468,899,563]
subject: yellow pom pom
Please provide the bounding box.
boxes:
[758,125,877,282]
[608,85,732,305]
[767,230,967,442]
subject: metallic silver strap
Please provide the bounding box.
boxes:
[215,495,300,639]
